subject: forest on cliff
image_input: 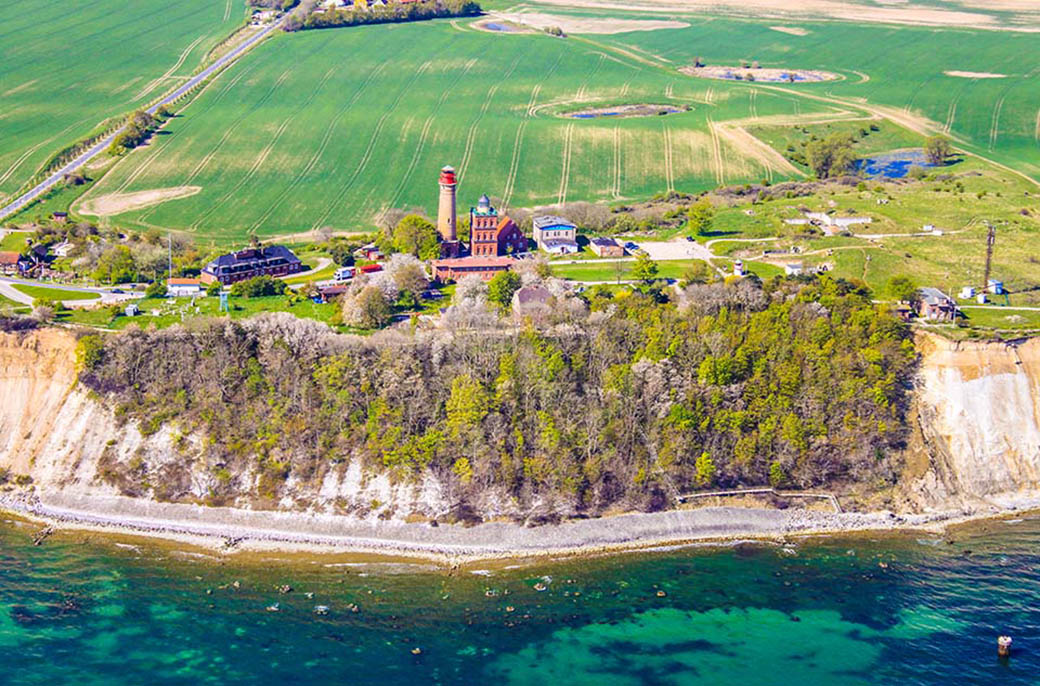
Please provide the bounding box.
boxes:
[77,276,916,516]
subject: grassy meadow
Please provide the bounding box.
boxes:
[597,15,1040,179]
[81,19,830,243]
[0,0,241,200]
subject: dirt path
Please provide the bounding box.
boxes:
[711,123,805,180]
[79,186,201,216]
[557,122,575,205]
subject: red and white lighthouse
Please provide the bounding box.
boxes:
[437,165,457,242]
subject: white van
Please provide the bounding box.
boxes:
[334,266,355,282]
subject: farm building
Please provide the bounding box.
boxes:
[201,245,303,285]
[469,194,527,257]
[917,287,958,321]
[784,263,804,276]
[431,256,515,283]
[167,278,204,297]
[589,237,623,257]
[532,216,578,255]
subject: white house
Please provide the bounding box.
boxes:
[784,263,804,276]
[167,277,204,297]
[51,240,74,258]
[532,215,579,255]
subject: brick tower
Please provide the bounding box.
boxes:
[437,165,457,242]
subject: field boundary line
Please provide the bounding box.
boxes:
[310,60,433,231]
[249,63,388,233]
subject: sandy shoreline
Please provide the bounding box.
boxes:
[5,491,1040,565]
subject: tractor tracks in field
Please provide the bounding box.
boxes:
[248,63,388,234]
[118,61,260,196]
[184,68,292,187]
[556,122,575,206]
[189,67,338,231]
[132,34,206,104]
[706,116,724,187]
[611,124,622,199]
[662,123,675,192]
[386,59,477,211]
[989,94,1006,150]
[459,53,522,185]
[310,61,433,231]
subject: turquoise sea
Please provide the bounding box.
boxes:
[1,515,1039,685]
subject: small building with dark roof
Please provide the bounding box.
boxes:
[201,245,303,285]
[589,236,623,258]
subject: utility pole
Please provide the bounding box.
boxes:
[983,221,996,289]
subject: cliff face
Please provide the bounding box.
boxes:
[2,328,1040,518]
[904,332,1040,509]
[0,329,450,517]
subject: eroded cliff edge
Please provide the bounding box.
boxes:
[901,332,1040,510]
[2,327,1039,533]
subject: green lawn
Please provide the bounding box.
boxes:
[0,231,31,251]
[65,293,340,330]
[959,307,1040,331]
[0,0,242,200]
[551,258,781,282]
[12,284,101,301]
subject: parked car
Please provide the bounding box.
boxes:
[624,241,639,251]
[685,236,696,242]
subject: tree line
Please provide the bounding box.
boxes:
[78,275,916,518]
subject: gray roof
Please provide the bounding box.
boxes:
[590,236,619,247]
[204,245,301,275]
[533,215,577,230]
[513,285,551,307]
[919,287,953,304]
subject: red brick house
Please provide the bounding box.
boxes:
[469,194,526,257]
[431,256,515,283]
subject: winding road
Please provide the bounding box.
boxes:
[0,22,279,222]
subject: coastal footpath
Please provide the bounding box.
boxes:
[1,327,1039,559]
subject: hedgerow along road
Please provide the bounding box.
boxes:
[0,21,280,222]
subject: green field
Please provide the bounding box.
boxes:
[598,14,1040,179]
[12,284,100,301]
[0,0,240,200]
[80,19,830,242]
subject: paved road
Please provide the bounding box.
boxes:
[0,22,279,222]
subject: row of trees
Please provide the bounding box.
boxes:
[108,107,172,156]
[80,275,916,516]
[286,0,480,31]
